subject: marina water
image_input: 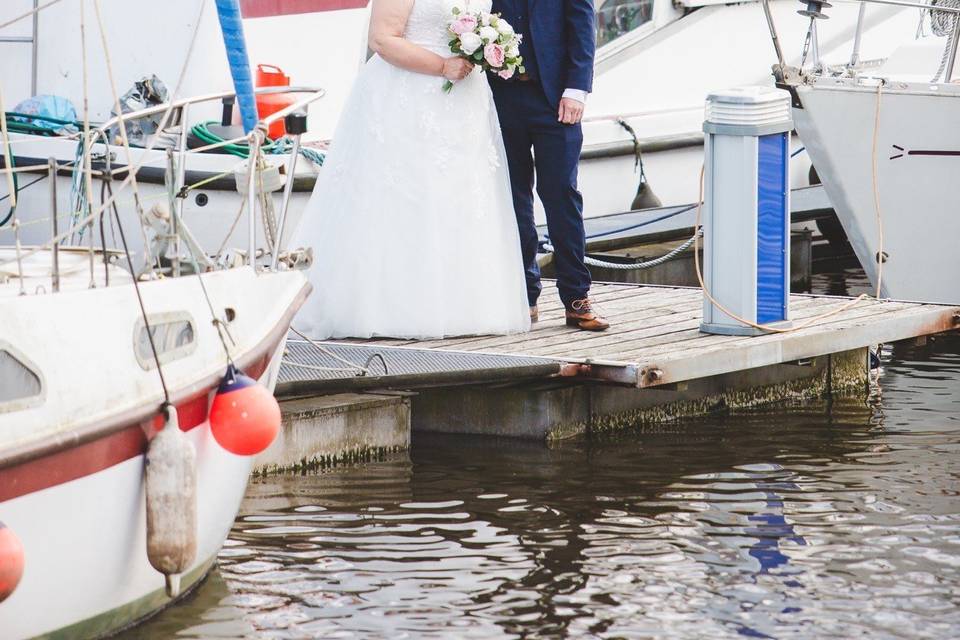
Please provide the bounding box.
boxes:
[124,270,960,639]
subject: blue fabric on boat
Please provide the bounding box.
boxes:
[11,95,78,132]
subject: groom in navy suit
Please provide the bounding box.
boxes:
[489,0,608,331]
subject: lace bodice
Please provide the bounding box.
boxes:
[404,0,493,55]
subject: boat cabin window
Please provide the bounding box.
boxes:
[597,0,655,48]
[134,313,197,370]
[0,347,43,411]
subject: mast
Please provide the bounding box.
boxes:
[213,0,258,133]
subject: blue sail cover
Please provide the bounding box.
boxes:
[214,0,258,134]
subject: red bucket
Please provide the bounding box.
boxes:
[256,64,290,88]
[255,64,293,139]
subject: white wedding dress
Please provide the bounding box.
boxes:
[291,0,531,339]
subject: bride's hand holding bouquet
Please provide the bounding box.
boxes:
[443,7,524,93]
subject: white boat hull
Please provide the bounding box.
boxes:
[793,79,960,303]
[0,267,310,638]
[0,421,254,639]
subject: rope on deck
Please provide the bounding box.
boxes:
[543,233,697,271]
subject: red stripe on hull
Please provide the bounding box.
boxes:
[0,354,273,503]
[240,0,369,17]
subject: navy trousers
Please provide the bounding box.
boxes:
[490,80,591,309]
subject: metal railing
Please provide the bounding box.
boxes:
[762,0,960,82]
[1,85,325,290]
[86,85,326,269]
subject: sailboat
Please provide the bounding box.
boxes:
[0,1,314,637]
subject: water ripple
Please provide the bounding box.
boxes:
[124,334,960,639]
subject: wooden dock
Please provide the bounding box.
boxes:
[369,282,959,388]
[273,281,960,447]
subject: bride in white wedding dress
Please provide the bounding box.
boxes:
[291,0,531,339]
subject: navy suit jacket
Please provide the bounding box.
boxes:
[492,0,596,108]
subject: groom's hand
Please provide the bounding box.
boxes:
[558,97,585,125]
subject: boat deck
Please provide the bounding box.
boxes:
[279,281,960,394]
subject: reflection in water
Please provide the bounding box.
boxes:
[126,336,960,638]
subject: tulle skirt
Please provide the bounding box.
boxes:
[290,55,531,339]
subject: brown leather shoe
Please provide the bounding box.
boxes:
[530,306,539,323]
[565,298,610,331]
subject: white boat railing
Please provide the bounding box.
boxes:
[761,0,960,82]
[1,85,326,289]
[92,85,325,272]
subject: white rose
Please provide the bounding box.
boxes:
[480,12,492,26]
[507,43,520,58]
[459,32,483,55]
[496,20,515,36]
[478,26,499,43]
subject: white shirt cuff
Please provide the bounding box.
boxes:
[562,88,589,104]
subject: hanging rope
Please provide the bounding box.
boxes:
[870,81,887,299]
[287,327,374,376]
[692,166,871,335]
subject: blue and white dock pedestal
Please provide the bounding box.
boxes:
[700,87,794,336]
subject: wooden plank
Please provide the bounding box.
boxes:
[588,298,895,361]
[637,303,960,387]
[621,299,913,361]
[533,296,831,359]
[400,288,696,353]
[379,284,670,349]
[432,289,700,353]
[499,300,706,356]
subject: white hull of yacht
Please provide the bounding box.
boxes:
[0,266,310,639]
[1,1,919,222]
[792,78,960,303]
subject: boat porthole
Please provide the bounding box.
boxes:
[195,193,209,207]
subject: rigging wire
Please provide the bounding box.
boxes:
[112,207,171,404]
[0,0,68,31]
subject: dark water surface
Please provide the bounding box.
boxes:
[127,269,960,639]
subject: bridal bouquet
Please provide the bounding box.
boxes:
[444,7,524,93]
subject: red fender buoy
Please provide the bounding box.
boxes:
[209,364,281,456]
[0,521,24,603]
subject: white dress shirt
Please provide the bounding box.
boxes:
[562,88,589,104]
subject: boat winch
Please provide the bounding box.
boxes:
[145,404,197,598]
[797,0,831,20]
[699,86,793,336]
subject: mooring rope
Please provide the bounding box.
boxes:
[870,81,887,299]
[287,327,375,376]
[542,233,697,271]
[692,165,871,335]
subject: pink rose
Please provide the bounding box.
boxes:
[484,43,505,68]
[450,15,478,35]
[497,68,514,80]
